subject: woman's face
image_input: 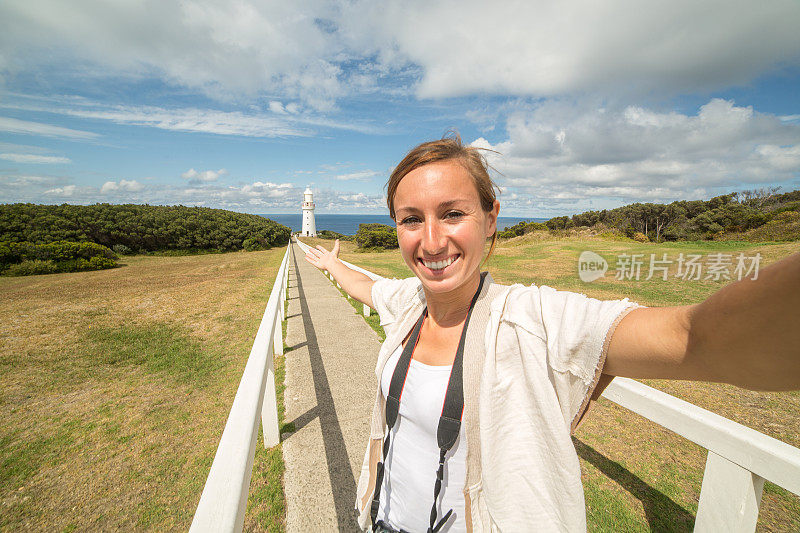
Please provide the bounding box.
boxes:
[393,160,499,296]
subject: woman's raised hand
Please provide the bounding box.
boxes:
[304,239,340,271]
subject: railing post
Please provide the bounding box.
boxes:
[694,451,764,532]
[261,336,280,449]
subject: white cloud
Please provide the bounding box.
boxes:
[0,116,99,139]
[0,172,391,213]
[54,104,309,137]
[0,172,74,201]
[0,153,71,164]
[474,98,800,214]
[101,179,144,193]
[268,101,301,115]
[44,184,77,196]
[0,173,68,188]
[334,170,380,181]
[0,97,380,137]
[269,101,287,114]
[181,168,226,183]
[234,181,295,201]
[340,192,368,202]
[3,1,799,107]
[340,0,800,99]
[0,0,345,110]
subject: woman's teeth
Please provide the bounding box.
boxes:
[422,256,457,270]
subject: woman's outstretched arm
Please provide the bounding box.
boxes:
[303,239,376,309]
[604,251,800,390]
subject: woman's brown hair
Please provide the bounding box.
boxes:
[386,132,501,262]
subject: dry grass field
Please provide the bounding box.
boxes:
[0,249,288,531]
[303,234,800,532]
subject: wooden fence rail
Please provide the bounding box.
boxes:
[190,241,291,533]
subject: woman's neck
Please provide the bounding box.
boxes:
[422,270,482,328]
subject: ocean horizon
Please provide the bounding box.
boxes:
[258,213,547,235]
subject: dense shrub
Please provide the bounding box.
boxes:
[242,237,266,251]
[354,223,398,250]
[719,210,800,242]
[5,260,58,276]
[546,216,573,231]
[317,230,352,240]
[0,240,118,276]
[0,203,291,253]
[537,187,800,242]
[498,221,547,239]
[767,201,800,220]
[498,221,527,239]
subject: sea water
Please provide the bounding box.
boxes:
[259,214,546,235]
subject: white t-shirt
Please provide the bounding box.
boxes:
[377,344,468,532]
[356,274,643,531]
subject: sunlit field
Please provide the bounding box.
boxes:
[0,249,288,531]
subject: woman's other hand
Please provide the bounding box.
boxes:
[301,238,376,309]
[304,239,341,271]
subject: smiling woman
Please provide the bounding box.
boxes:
[302,133,800,533]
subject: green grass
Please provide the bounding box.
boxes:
[1,424,75,494]
[326,276,387,341]
[84,323,223,384]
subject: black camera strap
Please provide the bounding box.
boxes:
[371,272,487,533]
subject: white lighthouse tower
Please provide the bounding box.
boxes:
[301,187,317,237]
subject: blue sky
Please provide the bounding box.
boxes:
[1,1,799,217]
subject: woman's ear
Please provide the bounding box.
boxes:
[486,200,500,237]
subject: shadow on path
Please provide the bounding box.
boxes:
[293,251,359,530]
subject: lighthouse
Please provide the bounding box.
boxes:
[301,187,317,237]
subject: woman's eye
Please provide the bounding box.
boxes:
[401,217,421,225]
[445,211,464,219]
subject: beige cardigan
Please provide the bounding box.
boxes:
[356,273,640,531]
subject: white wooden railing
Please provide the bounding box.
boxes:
[296,236,800,533]
[190,241,291,533]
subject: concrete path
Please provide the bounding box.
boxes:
[282,242,382,532]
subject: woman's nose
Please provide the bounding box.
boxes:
[422,220,446,253]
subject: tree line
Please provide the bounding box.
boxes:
[0,241,118,276]
[0,203,291,253]
[500,188,800,242]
